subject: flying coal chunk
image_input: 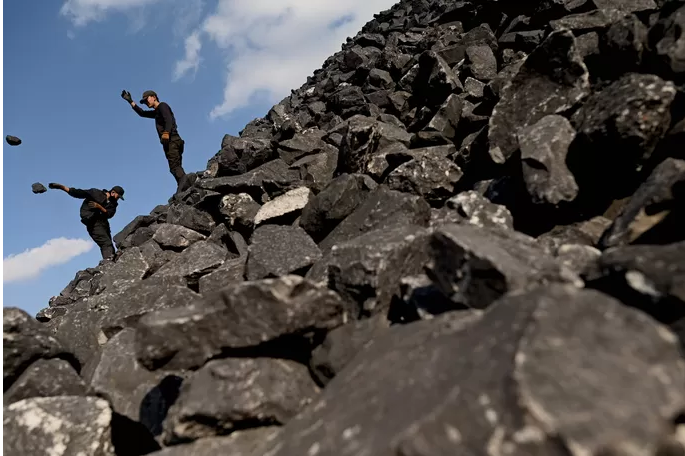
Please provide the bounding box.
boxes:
[6,135,22,146]
[32,183,47,194]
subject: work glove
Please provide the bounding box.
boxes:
[161,131,170,145]
[48,183,62,190]
[121,90,133,103]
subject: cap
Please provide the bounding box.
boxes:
[110,186,125,200]
[139,90,158,105]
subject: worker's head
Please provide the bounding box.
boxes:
[109,186,125,201]
[140,90,159,108]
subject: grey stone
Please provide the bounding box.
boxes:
[427,223,582,309]
[3,396,114,456]
[289,148,338,193]
[152,224,206,250]
[465,45,498,80]
[254,187,313,226]
[167,204,215,235]
[163,358,318,443]
[31,182,47,194]
[4,359,87,405]
[444,190,514,230]
[246,225,321,280]
[3,307,74,392]
[135,275,350,371]
[97,247,150,293]
[152,241,227,287]
[318,186,431,252]
[198,257,246,294]
[148,427,280,456]
[219,193,260,233]
[517,114,580,205]
[489,30,590,164]
[258,285,685,456]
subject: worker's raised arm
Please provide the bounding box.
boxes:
[121,90,155,118]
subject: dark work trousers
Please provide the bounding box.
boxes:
[163,134,186,184]
[84,219,115,260]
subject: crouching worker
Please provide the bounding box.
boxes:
[48,183,125,260]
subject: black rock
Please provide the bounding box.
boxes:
[166,204,215,235]
[318,185,431,252]
[550,9,629,32]
[3,397,114,456]
[135,275,351,371]
[151,241,227,287]
[277,128,327,165]
[3,307,76,392]
[464,44,498,80]
[163,357,318,444]
[648,3,685,82]
[152,224,206,250]
[414,50,463,107]
[488,30,590,164]
[599,158,685,248]
[290,148,338,193]
[5,135,21,146]
[310,315,390,386]
[256,285,685,456]
[4,359,87,405]
[246,225,321,280]
[443,190,514,231]
[299,173,377,242]
[421,93,462,140]
[569,73,676,206]
[518,114,580,205]
[113,215,157,250]
[145,428,280,456]
[427,223,581,309]
[219,193,260,234]
[198,257,246,294]
[96,247,150,293]
[31,182,47,194]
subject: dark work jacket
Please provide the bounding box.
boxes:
[68,188,118,224]
[132,102,180,140]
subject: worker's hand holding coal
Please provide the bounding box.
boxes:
[48,183,63,190]
[121,90,133,103]
[161,131,170,145]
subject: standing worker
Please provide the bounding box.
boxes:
[121,89,187,186]
[48,183,124,260]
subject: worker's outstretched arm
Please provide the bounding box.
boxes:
[121,90,155,118]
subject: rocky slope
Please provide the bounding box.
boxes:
[5,0,685,455]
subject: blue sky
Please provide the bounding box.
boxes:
[3,0,397,316]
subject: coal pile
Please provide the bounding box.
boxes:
[5,0,685,455]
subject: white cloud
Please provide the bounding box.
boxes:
[3,238,94,284]
[173,0,398,118]
[173,30,203,81]
[60,0,162,26]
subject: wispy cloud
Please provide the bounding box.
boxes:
[4,238,94,284]
[173,30,203,81]
[60,0,162,27]
[173,0,398,118]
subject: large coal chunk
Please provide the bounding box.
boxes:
[46,276,191,374]
[599,158,685,248]
[3,396,115,456]
[151,241,227,287]
[427,223,582,309]
[290,148,338,193]
[569,73,676,204]
[4,358,87,405]
[258,285,685,456]
[31,182,47,194]
[135,275,350,371]
[198,159,300,203]
[310,225,433,317]
[337,115,412,175]
[152,224,206,250]
[147,427,280,456]
[166,204,215,235]
[318,186,431,252]
[5,134,21,146]
[198,257,246,294]
[442,191,514,231]
[299,173,377,242]
[3,307,75,391]
[414,50,463,106]
[310,315,390,386]
[488,30,590,164]
[277,128,328,164]
[219,193,261,234]
[518,114,579,205]
[89,328,184,439]
[113,215,157,250]
[648,3,685,82]
[585,241,685,324]
[206,136,274,177]
[163,357,318,444]
[386,148,463,205]
[96,247,150,293]
[246,225,321,280]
